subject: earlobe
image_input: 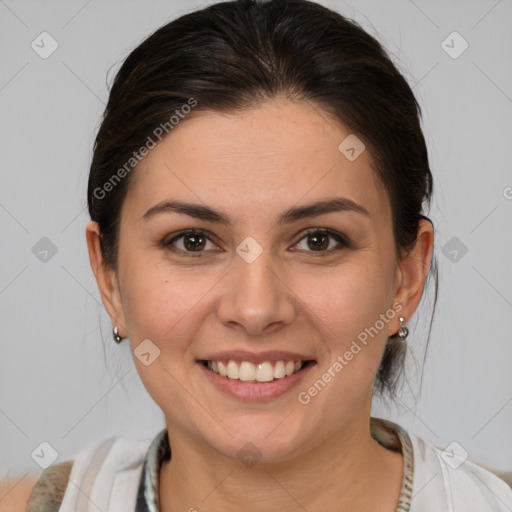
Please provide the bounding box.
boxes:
[85,221,127,337]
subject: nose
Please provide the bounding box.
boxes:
[216,242,296,336]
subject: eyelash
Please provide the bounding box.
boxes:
[162,228,350,257]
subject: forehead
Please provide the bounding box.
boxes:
[125,97,390,223]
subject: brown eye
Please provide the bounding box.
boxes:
[293,228,349,253]
[306,231,329,251]
[163,229,217,254]
[182,232,206,251]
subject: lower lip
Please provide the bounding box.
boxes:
[198,362,316,401]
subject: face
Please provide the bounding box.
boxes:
[89,97,428,463]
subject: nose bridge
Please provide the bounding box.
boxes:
[237,238,277,295]
[218,235,295,333]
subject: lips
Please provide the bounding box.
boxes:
[198,357,317,400]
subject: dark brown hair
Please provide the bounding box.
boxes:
[87,0,438,398]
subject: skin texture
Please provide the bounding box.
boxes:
[0,474,39,512]
[86,96,434,511]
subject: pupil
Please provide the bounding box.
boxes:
[309,233,328,251]
[185,233,205,251]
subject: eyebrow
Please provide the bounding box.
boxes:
[141,197,370,225]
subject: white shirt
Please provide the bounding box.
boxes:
[26,417,512,511]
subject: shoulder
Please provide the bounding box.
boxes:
[26,459,74,512]
[19,432,155,512]
[0,460,74,512]
[0,472,41,512]
[407,429,512,511]
[0,433,152,512]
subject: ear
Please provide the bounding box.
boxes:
[391,219,434,332]
[85,220,128,338]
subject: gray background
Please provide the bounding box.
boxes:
[1,0,511,480]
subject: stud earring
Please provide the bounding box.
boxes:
[397,316,409,341]
[113,326,125,343]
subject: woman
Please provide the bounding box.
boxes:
[3,0,511,510]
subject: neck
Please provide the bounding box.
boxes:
[158,416,404,512]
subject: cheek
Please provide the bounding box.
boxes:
[122,269,198,343]
[303,258,393,337]
[119,253,224,359]
[296,259,394,396]
[119,260,216,423]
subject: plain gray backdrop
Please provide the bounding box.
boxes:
[1,0,511,480]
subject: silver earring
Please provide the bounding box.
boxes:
[113,326,125,343]
[397,316,409,341]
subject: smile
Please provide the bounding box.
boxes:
[200,359,316,383]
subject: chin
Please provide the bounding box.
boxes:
[200,416,310,465]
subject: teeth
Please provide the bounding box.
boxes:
[206,359,306,382]
[218,361,227,377]
[274,361,285,378]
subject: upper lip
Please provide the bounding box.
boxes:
[197,350,316,365]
